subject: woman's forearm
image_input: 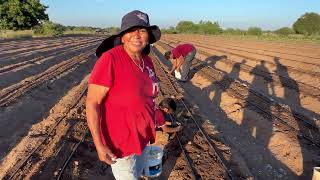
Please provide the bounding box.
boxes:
[176,56,185,69]
[170,59,178,72]
[86,101,104,148]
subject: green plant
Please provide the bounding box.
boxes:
[0,0,48,30]
[33,21,65,37]
[198,21,222,35]
[161,26,177,34]
[176,21,199,33]
[247,27,262,36]
[103,27,120,34]
[293,12,320,35]
[223,28,246,35]
[274,27,295,36]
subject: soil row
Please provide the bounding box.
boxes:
[153,42,320,179]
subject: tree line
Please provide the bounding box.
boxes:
[0,0,119,36]
[162,12,320,36]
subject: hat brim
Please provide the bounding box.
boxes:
[95,25,161,58]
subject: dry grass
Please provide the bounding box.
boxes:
[0,30,34,39]
[0,29,96,39]
[63,30,96,35]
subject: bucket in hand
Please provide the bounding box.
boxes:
[313,167,320,180]
[143,145,163,177]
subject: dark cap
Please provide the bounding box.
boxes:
[96,10,161,57]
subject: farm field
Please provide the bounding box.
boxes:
[0,34,319,179]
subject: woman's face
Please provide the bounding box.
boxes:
[121,27,149,54]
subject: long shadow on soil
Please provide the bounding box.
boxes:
[242,58,319,179]
[158,54,230,179]
[241,60,274,149]
[187,55,227,81]
[274,58,318,179]
[0,55,97,160]
[161,54,298,179]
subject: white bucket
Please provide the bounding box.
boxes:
[143,145,163,177]
[313,167,320,180]
[174,70,182,80]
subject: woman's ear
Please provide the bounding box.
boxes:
[121,36,125,44]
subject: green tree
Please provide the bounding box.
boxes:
[34,21,65,36]
[0,0,48,30]
[161,26,177,34]
[293,12,320,35]
[274,27,295,36]
[247,27,262,36]
[223,28,246,35]
[176,21,198,33]
[198,21,222,34]
[104,27,120,34]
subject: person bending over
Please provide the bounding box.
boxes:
[164,43,196,82]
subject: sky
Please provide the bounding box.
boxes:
[41,0,320,30]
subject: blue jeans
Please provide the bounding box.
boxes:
[174,48,196,81]
[111,147,147,180]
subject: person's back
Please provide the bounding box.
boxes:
[172,44,195,59]
[164,43,196,82]
[155,98,183,134]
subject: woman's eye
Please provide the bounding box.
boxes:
[139,29,147,33]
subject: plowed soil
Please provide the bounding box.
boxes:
[0,34,319,180]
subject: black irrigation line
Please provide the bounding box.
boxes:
[0,36,100,62]
[174,123,197,180]
[192,56,320,149]
[158,41,320,140]
[178,100,233,179]
[175,37,320,60]
[160,40,320,102]
[163,35,320,53]
[152,51,198,179]
[164,37,320,70]
[151,47,234,180]
[0,40,100,74]
[163,39,320,85]
[0,36,103,61]
[56,128,89,180]
[5,88,88,180]
[0,49,95,107]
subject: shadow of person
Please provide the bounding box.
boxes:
[187,55,228,81]
[210,59,246,108]
[153,42,297,178]
[194,60,296,179]
[241,60,274,147]
[274,57,315,179]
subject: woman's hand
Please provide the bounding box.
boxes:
[96,144,117,165]
[176,122,183,132]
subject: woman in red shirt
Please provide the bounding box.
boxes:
[164,43,196,82]
[86,10,161,179]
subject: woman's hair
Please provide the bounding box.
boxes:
[159,97,177,112]
[164,51,171,59]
